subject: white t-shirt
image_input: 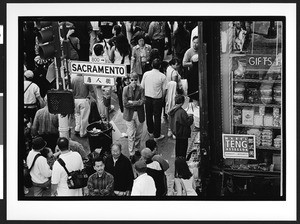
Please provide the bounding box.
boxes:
[24,80,41,105]
[51,151,84,196]
[27,150,52,184]
[166,66,181,84]
[131,173,156,196]
[141,69,167,99]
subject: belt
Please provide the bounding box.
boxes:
[24,103,37,109]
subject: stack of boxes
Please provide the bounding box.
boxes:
[273,135,281,148]
[261,129,273,147]
[247,128,261,146]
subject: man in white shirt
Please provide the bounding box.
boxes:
[141,58,167,141]
[24,70,45,122]
[26,137,52,196]
[51,137,84,196]
[131,160,156,196]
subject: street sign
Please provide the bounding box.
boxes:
[222,134,256,159]
[83,75,115,86]
[89,56,106,64]
[70,61,126,78]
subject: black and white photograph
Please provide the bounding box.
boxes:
[4,2,297,222]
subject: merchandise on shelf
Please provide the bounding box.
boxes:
[260,83,273,96]
[233,108,242,124]
[246,87,260,103]
[233,93,244,103]
[253,113,263,126]
[263,114,273,126]
[242,108,254,125]
[274,135,281,148]
[247,128,261,146]
[259,106,265,115]
[233,59,246,79]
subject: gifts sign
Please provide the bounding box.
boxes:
[222,134,256,159]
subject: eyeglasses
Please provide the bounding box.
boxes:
[131,79,138,81]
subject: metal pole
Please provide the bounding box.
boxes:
[52,21,69,138]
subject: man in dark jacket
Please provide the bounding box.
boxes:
[104,143,134,196]
[169,94,194,158]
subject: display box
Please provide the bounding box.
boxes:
[242,108,254,125]
[273,153,281,171]
[254,114,263,126]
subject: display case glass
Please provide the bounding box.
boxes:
[220,21,283,173]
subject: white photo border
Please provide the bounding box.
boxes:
[7,3,297,221]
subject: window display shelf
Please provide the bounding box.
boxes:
[233,102,281,108]
[257,146,281,151]
[233,78,281,84]
[233,124,281,129]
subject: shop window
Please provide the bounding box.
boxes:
[220,21,283,174]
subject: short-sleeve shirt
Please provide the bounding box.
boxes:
[131,173,156,196]
[51,151,84,196]
[141,69,166,99]
[24,80,41,105]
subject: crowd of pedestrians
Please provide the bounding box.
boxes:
[23,20,200,197]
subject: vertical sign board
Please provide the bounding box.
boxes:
[222,134,256,159]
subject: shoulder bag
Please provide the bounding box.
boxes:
[23,154,41,188]
[57,158,88,189]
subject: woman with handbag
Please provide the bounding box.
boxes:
[173,156,197,196]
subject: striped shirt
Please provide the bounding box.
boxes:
[87,171,114,196]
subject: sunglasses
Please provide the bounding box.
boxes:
[131,79,138,81]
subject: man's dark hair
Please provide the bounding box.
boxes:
[113,25,122,35]
[175,94,185,105]
[97,31,105,42]
[56,137,69,151]
[152,58,161,69]
[169,58,180,66]
[93,44,104,56]
[192,35,198,41]
[145,139,157,152]
[92,155,105,166]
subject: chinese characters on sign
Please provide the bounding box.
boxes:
[83,76,115,86]
[222,134,256,159]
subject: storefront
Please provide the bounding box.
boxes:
[196,19,284,199]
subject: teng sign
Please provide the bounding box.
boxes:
[70,61,126,78]
[222,134,256,159]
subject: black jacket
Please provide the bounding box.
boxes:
[169,104,194,139]
[105,154,134,192]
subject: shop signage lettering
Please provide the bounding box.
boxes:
[245,54,276,70]
[222,134,256,159]
[70,61,126,78]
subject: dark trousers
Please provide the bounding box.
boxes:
[151,38,165,61]
[145,97,163,138]
[175,138,188,158]
[24,107,37,123]
[116,79,124,113]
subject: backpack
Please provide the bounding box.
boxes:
[57,158,88,189]
[23,154,41,188]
